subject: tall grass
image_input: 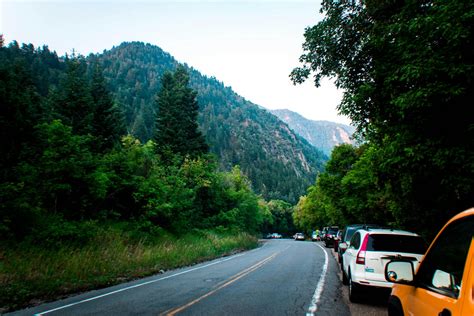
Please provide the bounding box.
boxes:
[0,228,258,312]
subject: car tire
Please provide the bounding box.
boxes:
[348,272,360,302]
[342,267,349,285]
[387,296,404,316]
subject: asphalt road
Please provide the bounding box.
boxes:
[9,240,384,316]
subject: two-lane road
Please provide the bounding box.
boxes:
[11,240,350,316]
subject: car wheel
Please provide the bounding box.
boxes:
[342,267,349,285]
[348,272,360,302]
[387,296,404,316]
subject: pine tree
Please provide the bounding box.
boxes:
[174,66,208,155]
[154,65,208,158]
[90,63,126,151]
[49,57,94,135]
[0,41,41,176]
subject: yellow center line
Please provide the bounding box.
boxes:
[162,252,280,316]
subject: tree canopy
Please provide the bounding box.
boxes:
[154,65,208,158]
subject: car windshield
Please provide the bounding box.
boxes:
[367,234,427,254]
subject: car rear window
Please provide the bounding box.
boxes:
[367,234,427,254]
[328,228,338,234]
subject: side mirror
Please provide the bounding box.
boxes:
[339,242,348,250]
[385,261,415,284]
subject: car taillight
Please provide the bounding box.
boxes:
[356,234,369,265]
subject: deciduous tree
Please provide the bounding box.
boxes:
[292,0,474,235]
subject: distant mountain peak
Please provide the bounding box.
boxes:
[270,109,355,155]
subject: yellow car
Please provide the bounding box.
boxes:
[385,208,474,316]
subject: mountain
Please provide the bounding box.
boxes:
[90,42,327,203]
[270,109,355,155]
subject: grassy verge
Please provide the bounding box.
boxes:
[0,227,258,312]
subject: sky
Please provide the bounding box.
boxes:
[1,0,350,125]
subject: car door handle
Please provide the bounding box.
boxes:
[439,308,451,316]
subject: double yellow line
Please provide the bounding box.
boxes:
[162,252,279,316]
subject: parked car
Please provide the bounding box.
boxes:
[333,230,343,252]
[294,233,305,241]
[323,226,339,247]
[265,233,282,239]
[337,224,381,267]
[385,208,474,316]
[341,227,427,302]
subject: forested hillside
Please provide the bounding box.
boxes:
[271,109,355,155]
[90,42,326,203]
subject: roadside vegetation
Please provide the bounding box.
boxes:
[1,227,257,311]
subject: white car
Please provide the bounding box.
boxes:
[340,228,427,302]
[294,233,305,240]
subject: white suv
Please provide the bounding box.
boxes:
[340,228,427,302]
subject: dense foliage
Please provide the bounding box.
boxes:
[154,65,208,158]
[93,42,327,203]
[260,199,296,236]
[0,39,265,242]
[292,0,474,237]
[294,144,393,231]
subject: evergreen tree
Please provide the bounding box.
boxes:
[90,63,126,151]
[0,42,42,177]
[49,57,94,136]
[154,65,208,157]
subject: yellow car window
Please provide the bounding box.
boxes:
[416,216,474,298]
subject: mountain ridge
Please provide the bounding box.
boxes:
[91,41,327,203]
[270,109,355,155]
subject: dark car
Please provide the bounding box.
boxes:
[323,226,339,247]
[337,224,381,267]
[333,230,343,252]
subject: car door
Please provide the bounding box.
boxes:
[405,216,474,316]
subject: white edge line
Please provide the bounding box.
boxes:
[34,252,245,315]
[307,243,329,316]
